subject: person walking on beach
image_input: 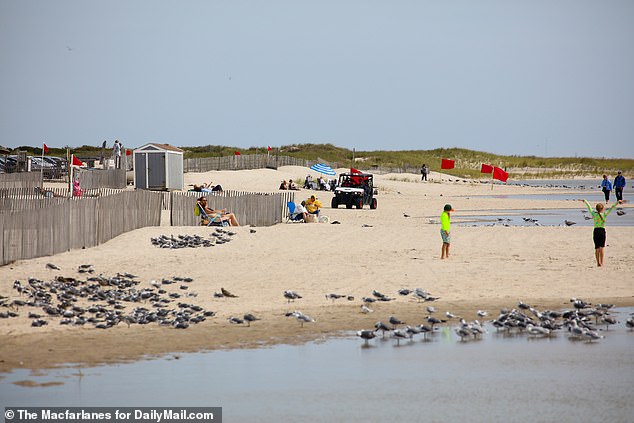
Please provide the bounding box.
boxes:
[440,204,454,259]
[582,199,618,267]
[613,171,626,203]
[421,164,428,181]
[600,174,612,204]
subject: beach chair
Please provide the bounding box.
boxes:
[286,201,303,223]
[196,202,228,227]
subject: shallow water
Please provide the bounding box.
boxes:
[2,309,633,423]
[456,207,633,227]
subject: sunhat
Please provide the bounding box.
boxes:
[444,204,454,212]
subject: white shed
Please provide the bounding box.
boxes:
[133,143,184,191]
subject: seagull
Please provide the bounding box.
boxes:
[360,305,373,314]
[374,321,393,336]
[392,329,408,345]
[426,306,436,315]
[357,330,376,345]
[403,213,410,218]
[582,329,604,342]
[564,220,576,226]
[46,263,60,270]
[616,209,626,216]
[389,316,405,326]
[293,311,315,327]
[445,311,459,319]
[228,316,244,325]
[398,288,412,296]
[426,316,446,328]
[284,290,302,303]
[325,293,345,302]
[221,287,238,298]
[625,317,634,330]
[477,310,488,319]
[526,323,551,336]
[243,313,260,327]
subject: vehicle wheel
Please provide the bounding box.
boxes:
[370,198,377,209]
[331,197,338,208]
[356,198,363,209]
[346,202,353,209]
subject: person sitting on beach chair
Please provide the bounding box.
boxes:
[288,179,299,190]
[196,197,240,226]
[287,201,308,222]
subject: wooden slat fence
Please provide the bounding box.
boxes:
[75,167,127,189]
[0,190,162,265]
[171,190,294,227]
[183,154,341,173]
[0,172,41,189]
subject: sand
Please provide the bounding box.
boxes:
[1,167,632,373]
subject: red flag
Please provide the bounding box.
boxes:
[126,149,132,156]
[234,151,241,156]
[441,159,455,169]
[493,166,509,182]
[72,155,84,166]
[480,163,493,173]
[350,167,362,174]
[43,143,50,154]
[267,146,271,151]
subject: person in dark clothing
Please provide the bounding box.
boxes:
[613,171,626,203]
[600,174,612,204]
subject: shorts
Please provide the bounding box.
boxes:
[593,227,606,249]
[441,229,450,244]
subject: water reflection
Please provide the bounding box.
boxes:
[1,310,633,423]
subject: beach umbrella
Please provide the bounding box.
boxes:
[310,163,336,176]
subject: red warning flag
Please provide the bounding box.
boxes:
[350,167,362,174]
[234,151,241,156]
[480,163,493,173]
[43,143,50,154]
[72,155,84,166]
[493,166,509,182]
[267,146,272,151]
[126,149,132,156]
[440,159,455,169]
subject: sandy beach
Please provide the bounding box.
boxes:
[1,166,632,373]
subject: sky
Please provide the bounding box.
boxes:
[1,0,633,158]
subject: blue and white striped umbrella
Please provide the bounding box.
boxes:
[310,163,336,176]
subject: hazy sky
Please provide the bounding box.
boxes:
[1,0,633,158]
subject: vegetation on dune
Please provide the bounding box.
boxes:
[6,143,632,179]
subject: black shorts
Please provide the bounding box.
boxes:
[593,227,606,249]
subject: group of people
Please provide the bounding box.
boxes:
[280,176,334,191]
[196,196,240,227]
[440,172,627,268]
[600,172,626,203]
[191,182,223,193]
[279,179,299,190]
[291,195,322,222]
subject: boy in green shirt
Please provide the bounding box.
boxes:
[440,204,454,259]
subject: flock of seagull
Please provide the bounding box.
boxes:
[151,228,236,249]
[356,296,634,345]
[2,264,633,348]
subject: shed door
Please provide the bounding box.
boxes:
[148,153,166,189]
[135,153,147,189]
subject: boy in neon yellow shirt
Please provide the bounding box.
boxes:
[440,204,454,259]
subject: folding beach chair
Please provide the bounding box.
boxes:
[196,202,228,227]
[286,201,303,223]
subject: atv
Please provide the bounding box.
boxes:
[331,172,377,209]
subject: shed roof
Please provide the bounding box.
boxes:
[135,143,184,153]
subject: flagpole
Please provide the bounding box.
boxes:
[40,143,45,190]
